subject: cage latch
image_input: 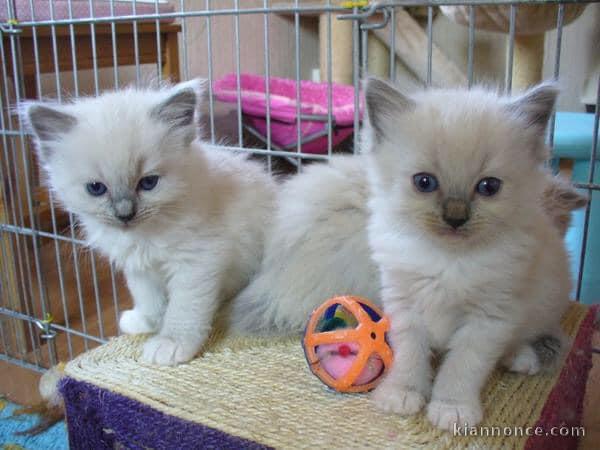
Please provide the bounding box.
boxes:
[337,2,391,31]
[34,313,57,340]
[0,19,23,35]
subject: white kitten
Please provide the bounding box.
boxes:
[230,92,581,337]
[24,80,275,366]
[363,78,571,430]
[231,80,575,430]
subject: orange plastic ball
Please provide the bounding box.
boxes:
[303,296,393,393]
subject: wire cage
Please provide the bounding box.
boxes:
[0,0,598,396]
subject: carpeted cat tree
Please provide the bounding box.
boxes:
[58,303,597,449]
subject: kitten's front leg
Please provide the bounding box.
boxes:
[120,269,166,335]
[141,265,220,366]
[372,310,432,415]
[427,320,512,431]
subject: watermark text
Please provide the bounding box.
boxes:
[453,423,585,438]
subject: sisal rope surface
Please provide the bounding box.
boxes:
[64,303,592,449]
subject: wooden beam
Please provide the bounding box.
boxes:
[371,9,467,87]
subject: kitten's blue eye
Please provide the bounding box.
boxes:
[476,177,502,196]
[413,173,439,193]
[138,175,159,191]
[86,182,107,197]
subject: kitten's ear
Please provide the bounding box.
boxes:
[542,176,588,235]
[24,104,77,142]
[152,86,197,128]
[22,103,77,161]
[174,78,207,102]
[506,82,559,136]
[364,76,415,143]
[544,177,588,211]
[151,80,201,145]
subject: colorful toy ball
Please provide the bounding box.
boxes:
[303,296,393,393]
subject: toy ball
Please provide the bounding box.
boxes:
[303,296,393,393]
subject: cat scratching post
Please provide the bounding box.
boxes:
[513,34,545,89]
[319,13,353,84]
[275,2,355,84]
[440,4,587,90]
[318,2,390,82]
[59,303,598,449]
[367,34,390,78]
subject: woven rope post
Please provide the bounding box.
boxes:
[319,12,354,84]
[513,34,545,89]
[61,303,597,449]
[367,33,390,78]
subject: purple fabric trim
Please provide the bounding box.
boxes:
[59,377,271,450]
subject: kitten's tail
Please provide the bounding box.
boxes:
[531,333,570,371]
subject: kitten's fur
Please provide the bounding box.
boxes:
[231,109,583,336]
[24,81,275,366]
[232,80,578,429]
[363,79,571,429]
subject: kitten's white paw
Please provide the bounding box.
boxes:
[119,309,159,335]
[427,399,483,431]
[507,345,541,375]
[372,380,426,416]
[141,335,200,366]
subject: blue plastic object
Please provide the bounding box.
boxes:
[553,112,599,304]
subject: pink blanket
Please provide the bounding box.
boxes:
[214,73,363,154]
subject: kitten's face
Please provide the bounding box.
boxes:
[365,79,557,246]
[25,83,199,231]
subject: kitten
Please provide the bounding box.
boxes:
[364,78,571,430]
[23,80,275,366]
[230,102,584,337]
[230,80,579,429]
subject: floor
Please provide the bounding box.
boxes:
[0,397,67,450]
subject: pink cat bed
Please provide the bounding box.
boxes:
[0,0,174,23]
[213,73,363,154]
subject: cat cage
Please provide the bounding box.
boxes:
[0,0,598,389]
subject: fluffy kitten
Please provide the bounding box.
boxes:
[364,78,571,430]
[24,80,275,366]
[230,99,583,337]
[229,155,377,333]
[231,80,578,429]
